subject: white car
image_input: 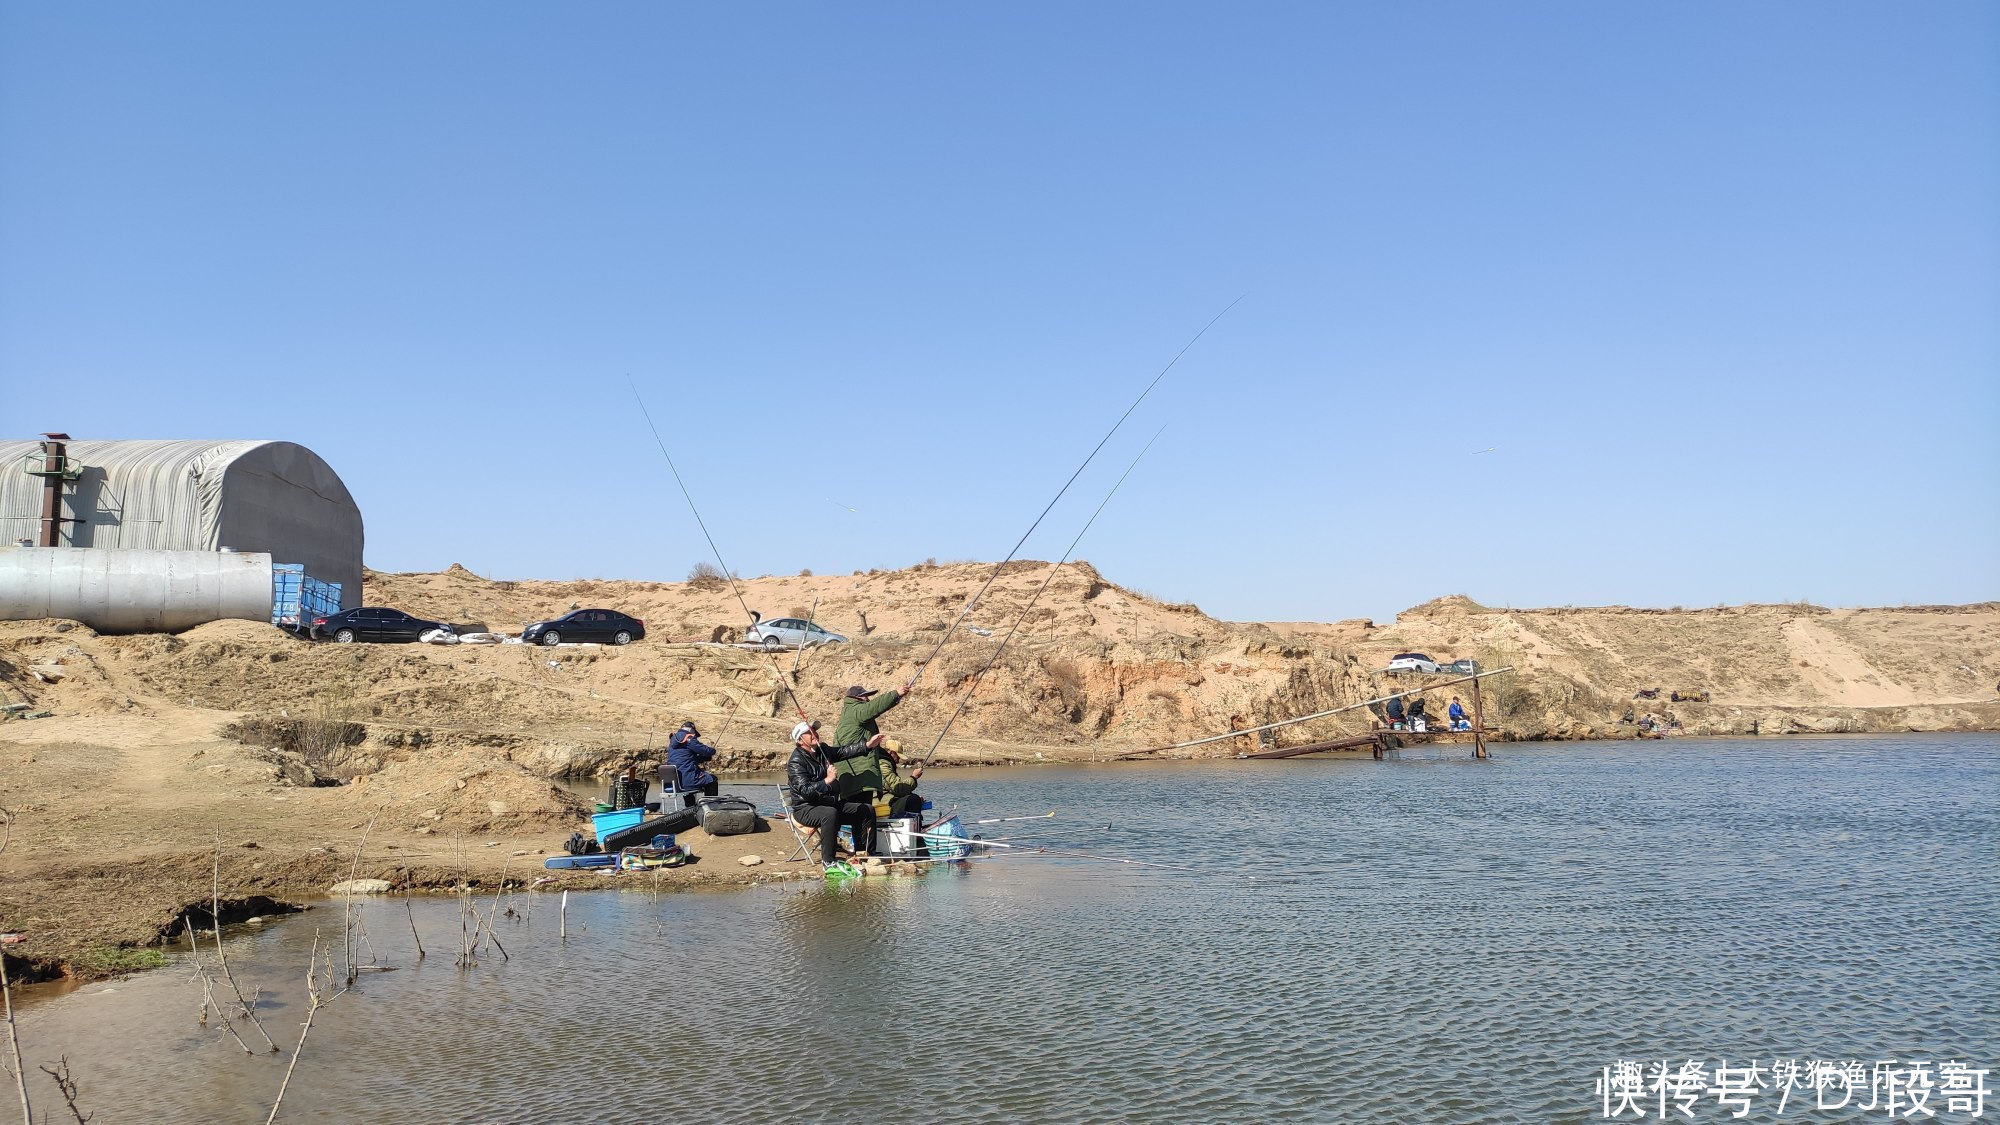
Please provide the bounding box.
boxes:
[1383,652,1440,675]
[744,618,848,650]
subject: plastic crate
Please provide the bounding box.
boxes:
[590,807,646,843]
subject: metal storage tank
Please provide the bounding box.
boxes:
[0,547,276,633]
[0,438,362,611]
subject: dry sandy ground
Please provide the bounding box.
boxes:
[0,704,852,987]
[2,560,1995,982]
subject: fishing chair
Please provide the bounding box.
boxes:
[775,784,820,863]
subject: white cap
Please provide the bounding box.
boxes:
[791,721,815,743]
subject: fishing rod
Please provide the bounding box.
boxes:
[789,595,819,681]
[715,692,745,738]
[969,812,1056,825]
[915,425,1167,766]
[630,379,809,722]
[1121,666,1515,757]
[903,296,1245,694]
[914,832,1201,874]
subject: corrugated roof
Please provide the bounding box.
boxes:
[0,439,278,549]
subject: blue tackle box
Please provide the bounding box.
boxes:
[590,807,646,844]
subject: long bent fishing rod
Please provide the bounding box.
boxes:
[1121,666,1516,757]
[915,425,1168,767]
[630,378,809,721]
[904,296,1245,693]
[789,595,819,681]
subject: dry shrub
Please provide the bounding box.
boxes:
[300,685,366,766]
[1045,657,1087,715]
[686,561,727,591]
[220,688,366,775]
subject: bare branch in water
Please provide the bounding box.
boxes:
[37,1057,90,1124]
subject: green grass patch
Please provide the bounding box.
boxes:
[73,946,168,976]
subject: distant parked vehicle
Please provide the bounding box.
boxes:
[1382,652,1441,675]
[744,618,848,650]
[1441,658,1478,675]
[312,607,448,644]
[521,609,646,646]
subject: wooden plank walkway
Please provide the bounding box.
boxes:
[1240,727,1501,760]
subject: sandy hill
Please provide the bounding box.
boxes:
[1,561,1995,783]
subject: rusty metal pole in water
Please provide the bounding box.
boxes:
[1472,673,1488,759]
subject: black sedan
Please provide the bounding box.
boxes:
[310,607,448,644]
[520,609,646,646]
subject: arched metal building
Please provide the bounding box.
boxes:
[0,439,363,614]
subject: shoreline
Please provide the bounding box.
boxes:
[10,726,2000,989]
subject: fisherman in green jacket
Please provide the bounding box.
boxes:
[833,682,909,746]
[831,682,926,820]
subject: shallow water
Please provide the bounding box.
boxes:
[18,735,2000,1123]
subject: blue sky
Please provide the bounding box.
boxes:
[2,2,1994,622]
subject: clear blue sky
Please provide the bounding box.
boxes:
[3,3,1995,623]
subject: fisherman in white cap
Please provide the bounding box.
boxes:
[785,719,883,864]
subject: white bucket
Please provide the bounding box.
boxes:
[880,816,925,858]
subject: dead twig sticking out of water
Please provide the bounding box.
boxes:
[403,891,425,960]
[454,887,475,969]
[652,866,663,938]
[209,833,279,1052]
[451,833,477,969]
[341,814,380,987]
[1,806,33,1125]
[263,932,348,1125]
[37,1057,88,1124]
[182,921,254,1055]
[469,847,515,961]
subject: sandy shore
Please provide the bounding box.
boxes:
[0,703,1108,985]
[4,561,1995,983]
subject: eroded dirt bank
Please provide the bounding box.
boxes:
[3,561,1995,981]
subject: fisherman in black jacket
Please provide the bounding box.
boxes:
[786,721,881,864]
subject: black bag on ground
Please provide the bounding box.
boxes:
[601,807,698,852]
[695,795,758,836]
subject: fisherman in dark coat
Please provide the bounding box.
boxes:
[665,720,720,797]
[786,721,880,864]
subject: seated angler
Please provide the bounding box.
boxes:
[666,720,720,797]
[1447,696,1470,731]
[833,736,927,821]
[786,722,882,864]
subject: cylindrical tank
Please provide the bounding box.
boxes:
[0,547,273,633]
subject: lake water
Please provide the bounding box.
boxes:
[16,735,1999,1123]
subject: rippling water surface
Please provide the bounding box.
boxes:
[19,735,2000,1122]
